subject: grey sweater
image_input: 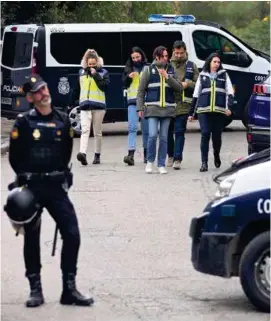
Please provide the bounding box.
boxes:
[136,61,183,118]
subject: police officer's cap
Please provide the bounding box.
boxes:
[23,74,47,94]
[4,187,41,225]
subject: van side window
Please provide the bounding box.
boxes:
[2,32,33,68]
[193,30,251,67]
[50,32,122,65]
[121,31,182,63]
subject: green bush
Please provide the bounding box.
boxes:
[229,19,270,54]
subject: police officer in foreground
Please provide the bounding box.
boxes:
[5,74,94,308]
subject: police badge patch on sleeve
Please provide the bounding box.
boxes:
[58,77,70,95]
[11,128,19,139]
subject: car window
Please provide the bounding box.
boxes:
[192,30,251,67]
[121,31,182,64]
[50,32,122,65]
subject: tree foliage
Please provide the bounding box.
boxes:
[1,1,270,53]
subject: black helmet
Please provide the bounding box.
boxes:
[4,187,40,225]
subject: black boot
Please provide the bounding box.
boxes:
[200,162,208,172]
[60,273,94,306]
[26,274,44,308]
[214,152,221,168]
[143,148,147,164]
[77,152,88,166]
[92,153,100,164]
[123,150,135,166]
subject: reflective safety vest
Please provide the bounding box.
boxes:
[196,70,227,114]
[182,60,194,104]
[79,69,106,108]
[126,68,142,105]
[145,64,176,108]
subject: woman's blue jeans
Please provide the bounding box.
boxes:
[147,117,171,167]
[127,105,148,150]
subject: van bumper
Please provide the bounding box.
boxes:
[189,217,236,277]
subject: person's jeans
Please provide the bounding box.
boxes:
[127,105,148,150]
[167,118,174,158]
[198,113,225,163]
[140,117,149,149]
[174,114,188,161]
[147,117,171,167]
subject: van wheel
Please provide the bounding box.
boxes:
[248,144,254,155]
[69,106,81,137]
[239,231,270,313]
[68,106,93,137]
[242,102,249,128]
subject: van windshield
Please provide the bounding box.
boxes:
[1,32,33,68]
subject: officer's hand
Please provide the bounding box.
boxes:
[138,111,144,119]
[129,72,136,78]
[188,116,194,122]
[90,68,96,74]
[159,69,168,79]
[181,82,188,89]
[225,109,232,116]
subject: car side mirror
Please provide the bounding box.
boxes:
[237,52,251,67]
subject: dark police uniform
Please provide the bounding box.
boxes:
[8,74,93,307]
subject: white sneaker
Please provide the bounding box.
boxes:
[145,162,153,173]
[173,160,181,170]
[158,166,167,174]
[166,157,174,167]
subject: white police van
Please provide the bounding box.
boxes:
[1,14,270,134]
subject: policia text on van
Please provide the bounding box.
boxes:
[1,14,269,132]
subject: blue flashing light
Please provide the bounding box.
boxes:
[174,15,196,24]
[148,14,178,23]
[148,14,196,24]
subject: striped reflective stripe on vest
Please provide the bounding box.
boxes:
[182,60,194,103]
[79,74,105,105]
[127,73,140,101]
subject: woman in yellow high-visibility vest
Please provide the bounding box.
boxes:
[122,47,149,166]
[75,49,110,166]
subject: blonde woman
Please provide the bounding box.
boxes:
[75,49,110,165]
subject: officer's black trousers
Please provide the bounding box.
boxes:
[198,112,225,163]
[23,185,80,276]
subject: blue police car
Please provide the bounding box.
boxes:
[189,152,270,312]
[246,74,270,154]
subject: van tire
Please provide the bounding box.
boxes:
[248,144,254,155]
[68,106,94,138]
[242,102,249,128]
[239,231,270,313]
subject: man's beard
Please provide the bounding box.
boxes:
[39,95,52,106]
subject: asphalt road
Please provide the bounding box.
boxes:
[1,120,269,321]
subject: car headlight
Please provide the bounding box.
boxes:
[215,173,237,199]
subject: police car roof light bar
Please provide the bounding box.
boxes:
[173,15,196,24]
[148,14,196,24]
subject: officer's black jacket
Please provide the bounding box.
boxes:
[9,107,73,174]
